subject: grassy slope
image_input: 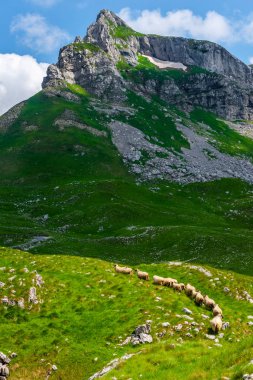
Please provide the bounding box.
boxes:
[0,89,253,274]
[0,247,252,380]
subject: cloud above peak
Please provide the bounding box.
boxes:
[0,54,48,115]
[118,8,234,43]
[11,13,71,54]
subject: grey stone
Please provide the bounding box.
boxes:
[108,120,253,185]
[28,287,38,304]
[182,308,192,315]
[0,353,10,365]
[130,323,153,345]
[222,322,230,330]
[0,102,25,132]
[88,352,137,380]
[205,334,216,340]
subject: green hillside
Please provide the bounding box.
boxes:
[0,88,253,274]
[0,247,252,380]
[1,8,253,380]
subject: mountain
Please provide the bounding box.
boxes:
[0,9,253,276]
[0,9,253,380]
[44,9,253,120]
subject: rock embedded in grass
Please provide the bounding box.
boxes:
[0,352,11,380]
[131,323,153,345]
[182,307,192,315]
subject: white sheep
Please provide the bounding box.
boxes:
[185,284,196,297]
[163,278,177,287]
[173,283,185,292]
[191,289,198,299]
[213,304,223,317]
[114,264,133,275]
[204,295,216,309]
[210,315,223,333]
[195,292,204,305]
[153,275,165,285]
[136,269,149,281]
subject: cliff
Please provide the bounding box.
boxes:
[43,9,253,120]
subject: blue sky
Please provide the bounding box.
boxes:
[1,0,253,115]
[1,0,253,63]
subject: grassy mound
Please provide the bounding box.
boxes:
[0,247,252,379]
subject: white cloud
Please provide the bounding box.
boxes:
[249,57,253,64]
[118,8,235,43]
[11,13,71,53]
[27,0,61,7]
[241,20,253,43]
[0,54,48,115]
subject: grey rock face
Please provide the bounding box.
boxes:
[109,120,253,184]
[139,36,252,84]
[42,12,126,103]
[130,323,153,345]
[0,102,25,133]
[43,88,81,104]
[42,9,253,120]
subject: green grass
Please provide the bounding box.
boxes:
[117,55,214,84]
[72,42,100,53]
[191,108,253,158]
[1,82,253,379]
[66,83,90,97]
[0,89,253,275]
[112,25,145,40]
[0,247,252,379]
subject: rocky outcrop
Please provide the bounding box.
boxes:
[54,110,107,137]
[0,352,11,379]
[42,9,253,120]
[138,36,252,84]
[88,353,138,380]
[109,120,253,184]
[42,11,126,102]
[131,71,253,120]
[0,102,25,133]
[130,323,153,345]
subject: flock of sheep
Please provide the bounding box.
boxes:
[114,264,224,333]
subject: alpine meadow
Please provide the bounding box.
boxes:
[0,8,253,380]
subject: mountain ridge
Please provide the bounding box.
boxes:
[42,9,253,120]
[0,9,253,274]
[0,9,253,380]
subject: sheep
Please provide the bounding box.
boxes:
[173,283,185,292]
[163,278,177,287]
[136,269,149,281]
[213,304,223,317]
[153,275,165,285]
[195,292,204,305]
[191,289,198,300]
[204,295,216,310]
[210,315,223,333]
[185,284,196,297]
[114,264,133,275]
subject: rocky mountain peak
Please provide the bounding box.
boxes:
[95,9,128,28]
[42,9,253,120]
[85,9,125,61]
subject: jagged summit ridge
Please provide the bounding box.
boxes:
[42,9,253,120]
